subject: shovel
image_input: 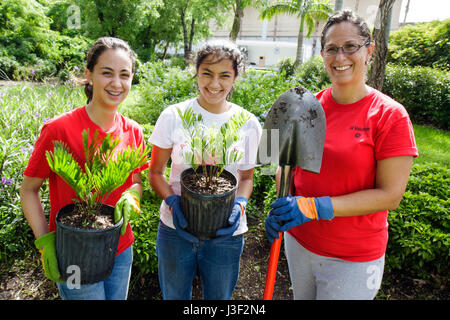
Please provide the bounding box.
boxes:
[256,86,326,300]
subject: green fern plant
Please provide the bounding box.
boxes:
[177,106,250,187]
[45,129,148,220]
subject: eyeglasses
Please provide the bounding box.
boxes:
[323,40,371,56]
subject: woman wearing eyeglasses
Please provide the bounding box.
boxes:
[265,9,418,299]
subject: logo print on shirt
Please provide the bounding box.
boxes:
[350,126,370,138]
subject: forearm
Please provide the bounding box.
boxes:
[236,177,253,200]
[129,173,143,197]
[148,146,174,200]
[148,170,174,200]
[20,188,49,239]
[330,188,403,217]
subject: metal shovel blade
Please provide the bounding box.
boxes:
[257,86,326,300]
[257,86,326,173]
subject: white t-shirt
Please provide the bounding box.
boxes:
[149,98,262,236]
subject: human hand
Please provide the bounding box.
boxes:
[265,195,333,243]
[165,194,199,244]
[214,196,247,241]
[34,232,63,282]
[114,189,141,235]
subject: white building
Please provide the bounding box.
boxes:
[210,0,404,67]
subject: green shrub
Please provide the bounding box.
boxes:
[130,175,160,275]
[387,163,449,277]
[294,55,331,93]
[245,166,277,222]
[0,0,91,81]
[276,57,296,78]
[0,33,91,81]
[168,56,187,70]
[130,164,171,276]
[0,84,85,264]
[263,177,277,216]
[121,61,197,124]
[232,68,300,121]
[383,64,450,130]
[0,174,37,263]
[388,20,449,70]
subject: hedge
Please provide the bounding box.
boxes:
[382,63,449,130]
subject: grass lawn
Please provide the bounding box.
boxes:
[413,125,450,166]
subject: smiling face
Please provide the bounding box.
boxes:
[85,48,133,110]
[196,55,236,112]
[321,21,373,88]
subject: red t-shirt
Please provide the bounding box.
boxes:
[289,87,418,262]
[24,106,149,255]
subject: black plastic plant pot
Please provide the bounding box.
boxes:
[55,203,123,285]
[180,166,237,240]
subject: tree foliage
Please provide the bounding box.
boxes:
[78,0,162,43]
[0,0,90,80]
[0,0,239,78]
[259,0,333,68]
[167,0,232,62]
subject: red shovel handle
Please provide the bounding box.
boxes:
[263,165,291,300]
[263,232,283,300]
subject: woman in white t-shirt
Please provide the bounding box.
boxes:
[148,40,262,300]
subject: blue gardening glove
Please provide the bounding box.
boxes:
[115,189,141,235]
[265,195,334,243]
[34,232,64,282]
[214,196,247,241]
[265,214,282,244]
[165,194,199,244]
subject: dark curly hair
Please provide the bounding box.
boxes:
[194,40,246,77]
[320,9,372,50]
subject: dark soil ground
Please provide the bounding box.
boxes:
[0,217,448,301]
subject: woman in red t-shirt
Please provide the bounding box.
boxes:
[266,9,418,299]
[20,37,148,300]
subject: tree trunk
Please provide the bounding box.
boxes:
[334,0,343,11]
[367,0,395,91]
[294,17,305,69]
[230,0,244,42]
[311,21,319,57]
[403,0,410,23]
[162,42,170,60]
[180,8,191,64]
[188,18,195,61]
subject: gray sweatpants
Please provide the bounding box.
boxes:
[284,232,385,300]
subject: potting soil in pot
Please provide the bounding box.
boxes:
[182,173,235,195]
[57,206,115,230]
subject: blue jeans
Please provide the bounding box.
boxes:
[156,221,244,300]
[57,245,133,300]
